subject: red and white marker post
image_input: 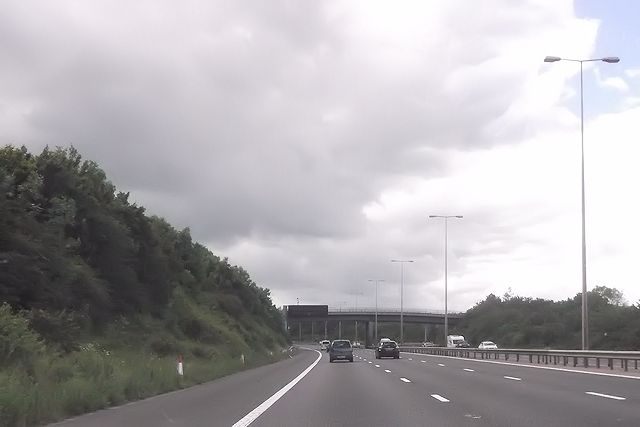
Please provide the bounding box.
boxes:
[177,354,184,376]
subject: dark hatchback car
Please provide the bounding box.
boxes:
[375,340,400,359]
[329,339,354,363]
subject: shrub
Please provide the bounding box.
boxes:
[0,303,45,370]
[149,337,181,357]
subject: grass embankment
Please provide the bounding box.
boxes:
[0,305,288,427]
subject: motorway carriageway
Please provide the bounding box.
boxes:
[51,347,640,427]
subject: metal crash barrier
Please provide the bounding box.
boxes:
[398,347,640,372]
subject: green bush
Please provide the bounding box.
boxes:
[0,303,45,369]
[149,337,181,357]
[27,309,85,353]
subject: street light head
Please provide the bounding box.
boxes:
[601,57,620,63]
[544,56,562,63]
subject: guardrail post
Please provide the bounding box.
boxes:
[583,357,588,368]
[596,358,600,368]
[609,358,613,370]
[529,354,532,363]
[516,353,519,362]
[573,357,577,367]
[563,356,567,366]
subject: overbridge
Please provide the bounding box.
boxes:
[285,305,464,347]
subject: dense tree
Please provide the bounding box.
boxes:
[0,145,285,349]
[457,286,640,350]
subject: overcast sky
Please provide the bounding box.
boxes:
[2,0,640,311]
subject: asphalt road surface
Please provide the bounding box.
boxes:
[51,347,640,427]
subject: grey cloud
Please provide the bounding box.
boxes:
[1,0,589,309]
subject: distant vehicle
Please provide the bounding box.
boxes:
[351,341,362,348]
[421,341,436,347]
[329,340,354,362]
[478,341,498,350]
[456,340,471,348]
[320,340,331,350]
[447,335,467,348]
[379,337,392,343]
[375,340,400,359]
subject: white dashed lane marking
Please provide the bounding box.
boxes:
[421,360,426,363]
[384,369,391,373]
[586,392,626,401]
[375,364,380,368]
[431,394,450,403]
[437,363,445,367]
[408,358,413,361]
[504,376,522,381]
[400,378,412,383]
[464,368,475,372]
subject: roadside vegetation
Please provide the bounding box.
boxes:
[0,145,288,426]
[456,286,640,350]
[308,286,640,351]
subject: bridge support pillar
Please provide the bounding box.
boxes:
[366,321,374,348]
[338,320,342,339]
[355,320,358,343]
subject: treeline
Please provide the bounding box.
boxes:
[1,143,288,354]
[1,145,288,425]
[457,286,640,350]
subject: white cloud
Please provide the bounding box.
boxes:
[625,68,640,78]
[595,68,630,92]
[8,0,637,312]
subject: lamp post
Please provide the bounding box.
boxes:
[544,55,620,350]
[390,260,414,344]
[368,279,384,342]
[429,215,463,345]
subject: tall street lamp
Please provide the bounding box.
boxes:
[368,279,384,342]
[391,260,414,344]
[429,215,463,345]
[544,55,620,350]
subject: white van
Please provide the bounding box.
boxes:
[447,335,466,348]
[319,340,331,350]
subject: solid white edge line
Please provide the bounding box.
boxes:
[398,350,640,381]
[400,377,411,383]
[585,391,626,401]
[232,348,322,427]
[431,394,450,403]
[504,376,522,381]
